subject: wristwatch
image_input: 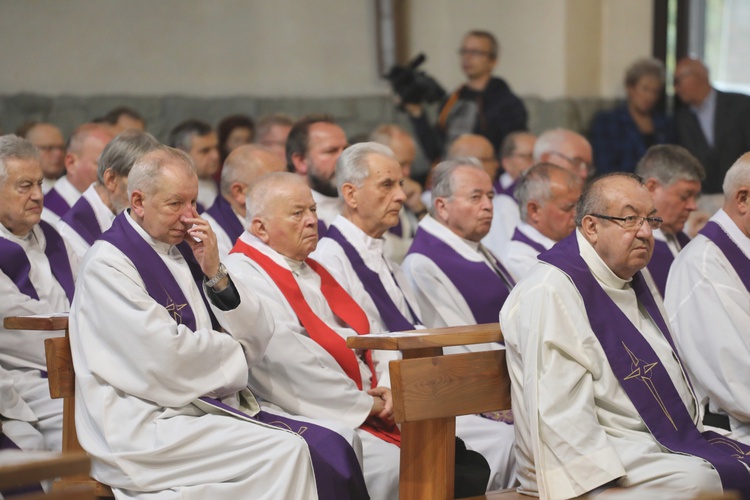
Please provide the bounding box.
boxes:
[205,263,229,288]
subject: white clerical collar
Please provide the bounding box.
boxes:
[238,230,304,272]
[0,222,37,246]
[333,215,386,254]
[124,210,173,255]
[518,222,556,250]
[576,229,632,290]
[419,215,484,261]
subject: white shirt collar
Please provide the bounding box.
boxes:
[576,229,632,290]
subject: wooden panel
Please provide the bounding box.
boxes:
[347,323,503,351]
[14,486,96,500]
[399,418,455,500]
[0,452,90,490]
[44,337,75,399]
[390,350,510,423]
[4,315,68,331]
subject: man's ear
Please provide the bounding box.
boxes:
[526,200,541,224]
[579,215,597,244]
[341,182,357,209]
[229,182,246,206]
[736,187,750,215]
[291,153,307,175]
[102,168,118,192]
[131,190,145,218]
[251,217,270,244]
[434,197,448,222]
[644,177,660,193]
[64,153,76,173]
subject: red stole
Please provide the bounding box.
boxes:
[231,239,400,445]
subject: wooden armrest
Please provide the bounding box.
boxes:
[0,452,90,490]
[346,323,503,352]
[4,315,69,332]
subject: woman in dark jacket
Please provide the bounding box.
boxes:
[590,58,674,174]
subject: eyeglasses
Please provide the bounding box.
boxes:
[590,214,663,230]
[548,151,593,174]
[458,48,492,58]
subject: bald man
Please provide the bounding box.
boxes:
[673,58,750,197]
[533,128,593,182]
[203,144,286,257]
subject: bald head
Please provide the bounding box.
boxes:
[370,124,416,178]
[534,128,592,181]
[65,123,115,192]
[674,58,712,106]
[447,134,499,181]
[221,144,286,217]
[722,152,750,238]
[246,172,318,261]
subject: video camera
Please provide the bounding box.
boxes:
[385,53,446,106]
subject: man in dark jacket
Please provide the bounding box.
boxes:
[405,30,528,163]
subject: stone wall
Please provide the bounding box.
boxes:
[0,93,617,177]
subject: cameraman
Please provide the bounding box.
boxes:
[405,31,528,164]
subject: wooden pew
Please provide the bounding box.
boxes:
[4,316,114,498]
[347,323,524,500]
[349,324,742,500]
[0,451,94,500]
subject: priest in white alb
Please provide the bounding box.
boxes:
[70,147,367,499]
[0,135,79,452]
[666,152,750,445]
[312,143,517,492]
[225,171,399,500]
[56,129,160,260]
[203,144,285,258]
[501,172,750,499]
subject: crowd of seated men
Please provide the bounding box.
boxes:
[2,32,750,500]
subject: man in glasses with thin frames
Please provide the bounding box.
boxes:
[501,172,750,498]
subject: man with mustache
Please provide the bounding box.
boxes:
[501,173,750,499]
[0,135,78,452]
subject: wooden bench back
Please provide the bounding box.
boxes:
[390,349,510,423]
[43,337,114,498]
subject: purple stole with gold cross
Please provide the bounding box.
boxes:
[540,233,750,495]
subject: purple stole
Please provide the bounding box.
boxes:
[60,195,102,246]
[539,233,750,495]
[325,225,417,332]
[700,221,750,293]
[511,227,546,254]
[205,196,243,246]
[647,232,691,296]
[317,219,328,238]
[43,187,71,218]
[494,178,518,198]
[99,213,367,500]
[407,227,514,324]
[0,221,75,303]
[387,217,403,237]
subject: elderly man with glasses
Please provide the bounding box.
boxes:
[501,172,750,499]
[404,30,527,162]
